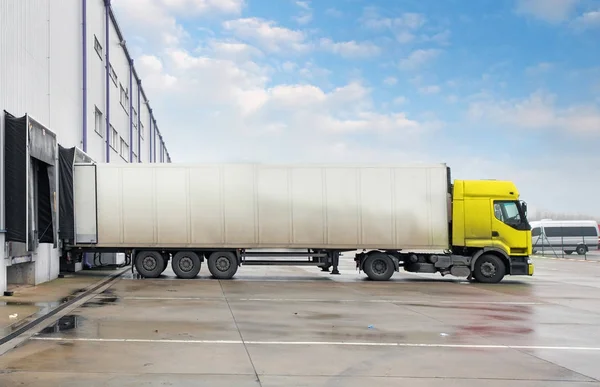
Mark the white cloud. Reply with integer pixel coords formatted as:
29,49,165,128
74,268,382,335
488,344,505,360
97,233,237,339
222,17,309,53
112,0,245,48
325,8,344,18
202,39,263,61
361,9,426,30
134,46,435,165
360,8,448,46
383,77,397,86
525,62,554,76
393,96,408,105
319,38,381,58
467,90,600,134
159,0,246,14
418,85,441,94
295,1,310,10
293,0,313,25
515,0,581,23
399,49,442,70
423,30,452,46
573,10,600,29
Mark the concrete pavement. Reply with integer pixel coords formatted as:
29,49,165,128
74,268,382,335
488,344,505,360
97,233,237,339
0,256,600,386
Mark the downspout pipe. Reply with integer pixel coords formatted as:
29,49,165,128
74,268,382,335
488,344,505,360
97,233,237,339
137,80,141,162
129,58,133,163
153,121,157,163
82,0,87,152
148,108,153,162
81,0,89,268
104,0,111,162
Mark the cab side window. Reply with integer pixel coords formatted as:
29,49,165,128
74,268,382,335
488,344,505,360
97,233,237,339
493,201,523,228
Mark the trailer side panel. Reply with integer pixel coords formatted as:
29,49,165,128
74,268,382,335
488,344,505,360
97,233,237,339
84,163,449,251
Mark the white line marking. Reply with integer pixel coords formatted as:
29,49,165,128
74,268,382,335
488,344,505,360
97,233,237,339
122,297,541,305
29,337,600,351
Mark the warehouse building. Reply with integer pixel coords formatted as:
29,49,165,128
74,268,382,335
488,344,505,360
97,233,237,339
0,0,171,293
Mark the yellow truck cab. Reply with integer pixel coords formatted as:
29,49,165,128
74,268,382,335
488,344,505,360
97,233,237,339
451,180,534,283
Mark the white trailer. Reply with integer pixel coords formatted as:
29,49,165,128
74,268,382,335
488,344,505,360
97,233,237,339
62,162,451,281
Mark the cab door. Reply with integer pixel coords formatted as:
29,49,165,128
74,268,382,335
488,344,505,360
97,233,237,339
490,200,530,256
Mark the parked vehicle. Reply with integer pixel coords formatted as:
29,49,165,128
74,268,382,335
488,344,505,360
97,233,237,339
58,150,534,283
530,220,600,255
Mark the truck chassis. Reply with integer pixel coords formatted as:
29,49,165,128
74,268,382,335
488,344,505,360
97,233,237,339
65,246,521,284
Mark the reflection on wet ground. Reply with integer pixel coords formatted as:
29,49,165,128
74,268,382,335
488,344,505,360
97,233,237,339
2,257,600,386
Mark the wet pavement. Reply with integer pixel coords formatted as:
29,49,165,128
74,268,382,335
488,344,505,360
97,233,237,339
0,268,125,340
1,256,600,386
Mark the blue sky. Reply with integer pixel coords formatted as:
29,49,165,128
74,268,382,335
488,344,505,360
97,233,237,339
113,0,600,217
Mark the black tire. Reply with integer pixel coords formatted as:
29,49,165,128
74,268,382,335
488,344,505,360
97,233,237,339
171,251,201,279
564,250,573,255
473,254,506,284
207,251,238,279
134,251,165,278
576,245,587,255
363,252,395,281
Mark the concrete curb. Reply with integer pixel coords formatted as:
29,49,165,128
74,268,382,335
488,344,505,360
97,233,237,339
0,267,128,355
533,255,600,263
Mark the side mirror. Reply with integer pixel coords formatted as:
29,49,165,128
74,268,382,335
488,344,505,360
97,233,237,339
521,201,528,216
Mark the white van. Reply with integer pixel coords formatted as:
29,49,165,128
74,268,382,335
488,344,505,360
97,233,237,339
531,220,600,255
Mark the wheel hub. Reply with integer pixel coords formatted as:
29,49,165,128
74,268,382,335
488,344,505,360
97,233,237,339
142,256,157,271
215,256,231,271
480,262,496,277
179,256,194,272
372,259,387,275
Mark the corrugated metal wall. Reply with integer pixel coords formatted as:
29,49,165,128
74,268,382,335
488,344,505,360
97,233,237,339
0,0,172,292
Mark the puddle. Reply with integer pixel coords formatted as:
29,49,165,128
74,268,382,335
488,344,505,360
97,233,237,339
40,315,80,334
81,296,119,308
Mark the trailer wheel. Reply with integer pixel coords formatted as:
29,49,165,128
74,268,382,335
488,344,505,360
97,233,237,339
172,251,201,279
207,251,238,279
363,252,394,281
134,251,165,278
473,254,505,284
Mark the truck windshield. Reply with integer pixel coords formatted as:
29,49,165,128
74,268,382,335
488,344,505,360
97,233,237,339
494,201,529,230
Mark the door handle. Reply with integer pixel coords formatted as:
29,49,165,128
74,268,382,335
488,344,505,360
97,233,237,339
492,231,499,237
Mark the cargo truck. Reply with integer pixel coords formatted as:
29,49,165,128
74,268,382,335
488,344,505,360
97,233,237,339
58,151,534,283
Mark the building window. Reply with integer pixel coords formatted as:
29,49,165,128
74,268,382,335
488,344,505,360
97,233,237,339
110,125,118,149
94,35,102,59
109,64,117,86
132,126,138,150
94,106,103,137
132,108,138,127
119,84,129,112
120,137,129,159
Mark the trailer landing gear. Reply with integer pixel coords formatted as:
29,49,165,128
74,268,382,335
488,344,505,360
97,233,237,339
330,251,340,275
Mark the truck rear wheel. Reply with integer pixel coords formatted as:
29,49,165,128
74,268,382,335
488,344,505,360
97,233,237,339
363,252,394,281
473,254,505,284
207,251,238,279
134,251,165,278
172,251,201,279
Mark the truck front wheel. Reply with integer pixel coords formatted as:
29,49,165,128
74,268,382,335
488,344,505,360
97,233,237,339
207,251,238,279
134,251,165,278
363,252,395,281
473,254,505,284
